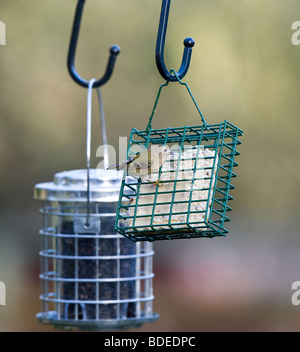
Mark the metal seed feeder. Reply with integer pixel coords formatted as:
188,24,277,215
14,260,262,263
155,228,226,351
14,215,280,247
34,169,157,330
33,0,158,330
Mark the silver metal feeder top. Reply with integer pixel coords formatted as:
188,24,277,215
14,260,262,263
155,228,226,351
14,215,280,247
34,169,124,202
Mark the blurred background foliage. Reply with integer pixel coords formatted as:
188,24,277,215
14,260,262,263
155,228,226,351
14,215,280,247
0,0,299,331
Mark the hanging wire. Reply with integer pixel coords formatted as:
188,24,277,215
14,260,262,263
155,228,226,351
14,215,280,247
146,81,169,132
146,69,207,132
169,69,207,129
85,78,110,227
85,78,96,227
96,88,109,170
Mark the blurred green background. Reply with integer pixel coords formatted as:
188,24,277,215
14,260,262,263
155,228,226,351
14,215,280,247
0,0,300,331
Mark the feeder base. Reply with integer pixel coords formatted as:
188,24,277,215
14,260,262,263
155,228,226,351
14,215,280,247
120,227,227,242
36,312,159,331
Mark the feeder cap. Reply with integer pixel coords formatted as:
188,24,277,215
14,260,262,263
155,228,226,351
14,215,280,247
34,168,125,202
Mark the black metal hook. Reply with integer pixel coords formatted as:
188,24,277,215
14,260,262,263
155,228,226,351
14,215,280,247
67,0,120,88
156,0,195,82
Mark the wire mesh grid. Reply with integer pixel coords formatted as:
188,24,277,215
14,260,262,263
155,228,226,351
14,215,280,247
115,120,243,242
37,200,158,330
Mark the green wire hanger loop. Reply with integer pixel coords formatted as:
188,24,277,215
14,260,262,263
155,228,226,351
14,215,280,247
146,69,208,132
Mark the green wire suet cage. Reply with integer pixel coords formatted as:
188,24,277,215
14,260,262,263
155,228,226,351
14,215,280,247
115,71,243,242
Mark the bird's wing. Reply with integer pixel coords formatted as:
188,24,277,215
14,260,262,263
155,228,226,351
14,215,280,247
107,155,139,171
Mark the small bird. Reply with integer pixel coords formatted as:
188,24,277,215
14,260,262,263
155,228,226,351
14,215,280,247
107,144,171,180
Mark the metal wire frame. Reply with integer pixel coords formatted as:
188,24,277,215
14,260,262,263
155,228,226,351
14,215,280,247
37,201,158,330
115,121,243,242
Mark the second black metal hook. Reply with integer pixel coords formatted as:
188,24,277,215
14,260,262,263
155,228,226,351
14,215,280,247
156,0,195,82
67,0,120,88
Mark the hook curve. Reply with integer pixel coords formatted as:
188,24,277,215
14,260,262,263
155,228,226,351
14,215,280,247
67,0,120,88
155,0,195,82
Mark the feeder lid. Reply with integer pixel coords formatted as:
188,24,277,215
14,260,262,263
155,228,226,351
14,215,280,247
34,169,125,202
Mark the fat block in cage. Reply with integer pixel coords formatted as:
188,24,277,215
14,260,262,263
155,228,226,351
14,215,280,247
34,169,158,330
127,145,218,228
115,121,243,241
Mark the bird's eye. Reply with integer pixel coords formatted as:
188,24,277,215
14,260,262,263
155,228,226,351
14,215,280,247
163,148,168,152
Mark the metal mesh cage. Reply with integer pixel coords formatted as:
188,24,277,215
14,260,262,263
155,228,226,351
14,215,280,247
34,169,158,330
115,120,243,242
